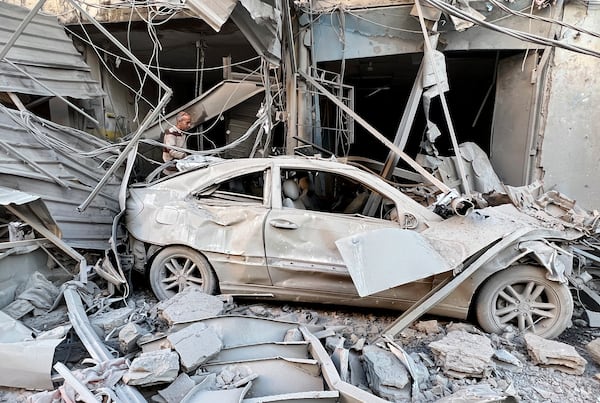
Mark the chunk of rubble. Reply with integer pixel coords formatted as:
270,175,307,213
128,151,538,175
436,383,516,402
414,320,441,335
156,287,224,325
214,364,257,389
428,330,495,378
167,322,223,371
119,322,146,354
89,306,134,335
492,348,523,372
586,338,600,366
157,373,196,403
524,333,587,375
362,345,411,401
122,349,180,386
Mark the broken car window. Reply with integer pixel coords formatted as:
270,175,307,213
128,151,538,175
280,169,396,220
192,170,266,204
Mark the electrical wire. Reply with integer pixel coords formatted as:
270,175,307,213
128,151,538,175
488,0,600,39
425,0,600,59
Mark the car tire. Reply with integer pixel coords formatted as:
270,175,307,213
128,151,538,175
149,246,218,300
475,265,572,339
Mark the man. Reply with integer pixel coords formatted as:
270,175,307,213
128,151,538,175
162,111,192,175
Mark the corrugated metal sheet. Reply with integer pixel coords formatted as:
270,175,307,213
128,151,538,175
0,2,103,98
0,186,60,238
0,106,122,250
141,79,264,140
185,0,238,32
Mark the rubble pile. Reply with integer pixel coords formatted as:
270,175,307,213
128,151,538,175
0,287,599,402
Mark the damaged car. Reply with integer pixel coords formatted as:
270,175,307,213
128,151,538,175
124,156,590,339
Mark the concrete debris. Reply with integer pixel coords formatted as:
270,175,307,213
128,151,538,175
493,349,523,371
415,320,441,335
156,287,224,325
284,327,304,342
119,322,147,354
214,364,257,389
157,373,196,403
436,383,515,402
362,345,411,401
586,338,600,365
123,349,180,386
429,330,495,378
524,333,587,375
167,322,223,371
89,306,134,336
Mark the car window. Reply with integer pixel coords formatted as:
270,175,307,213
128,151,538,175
280,169,396,220
192,170,266,204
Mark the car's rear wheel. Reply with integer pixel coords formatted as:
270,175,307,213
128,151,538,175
475,265,572,339
149,246,218,300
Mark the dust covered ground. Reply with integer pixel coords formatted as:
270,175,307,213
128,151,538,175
1,285,600,403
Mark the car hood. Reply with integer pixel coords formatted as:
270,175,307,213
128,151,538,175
422,203,583,267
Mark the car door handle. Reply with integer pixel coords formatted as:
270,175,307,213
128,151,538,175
269,219,298,230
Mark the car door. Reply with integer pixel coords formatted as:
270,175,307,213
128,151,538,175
189,166,272,287
264,166,402,295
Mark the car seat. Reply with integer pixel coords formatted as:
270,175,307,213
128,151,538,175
282,179,305,209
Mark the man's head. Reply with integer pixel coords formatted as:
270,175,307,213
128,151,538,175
175,111,192,131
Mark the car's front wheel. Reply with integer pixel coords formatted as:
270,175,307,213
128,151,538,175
475,265,572,339
149,246,218,300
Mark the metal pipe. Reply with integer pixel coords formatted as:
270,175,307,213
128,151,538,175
414,0,472,196
53,362,98,403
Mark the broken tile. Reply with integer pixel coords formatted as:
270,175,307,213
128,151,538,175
156,287,223,325
122,350,179,386
362,345,411,401
524,333,587,375
167,322,222,372
428,330,495,378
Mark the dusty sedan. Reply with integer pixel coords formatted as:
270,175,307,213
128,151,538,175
125,157,582,338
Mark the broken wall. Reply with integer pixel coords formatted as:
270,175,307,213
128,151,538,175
539,4,600,209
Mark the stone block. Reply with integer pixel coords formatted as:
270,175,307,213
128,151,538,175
167,322,222,371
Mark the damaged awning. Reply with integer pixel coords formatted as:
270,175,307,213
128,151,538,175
0,2,103,98
184,0,281,64
141,79,264,140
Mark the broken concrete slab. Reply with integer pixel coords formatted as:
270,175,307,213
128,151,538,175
167,322,222,372
156,287,224,325
586,338,600,366
122,349,180,386
428,330,495,378
362,345,411,401
524,333,587,375
157,373,196,403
